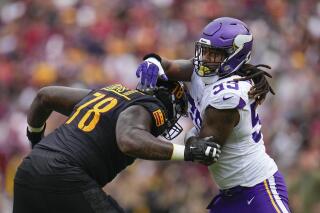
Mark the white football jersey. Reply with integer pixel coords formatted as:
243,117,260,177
186,73,278,189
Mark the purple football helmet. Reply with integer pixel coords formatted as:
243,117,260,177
194,17,253,80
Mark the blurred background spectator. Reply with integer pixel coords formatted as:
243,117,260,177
0,0,319,212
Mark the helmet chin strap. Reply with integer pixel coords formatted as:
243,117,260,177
171,94,176,117
200,75,220,85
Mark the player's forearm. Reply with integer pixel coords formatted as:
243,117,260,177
116,105,185,160
27,90,54,128
117,128,173,160
161,58,194,81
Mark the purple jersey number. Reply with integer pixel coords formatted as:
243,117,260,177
250,102,262,143
213,81,239,95
187,94,202,130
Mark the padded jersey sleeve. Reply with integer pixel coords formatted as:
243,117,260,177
205,80,251,110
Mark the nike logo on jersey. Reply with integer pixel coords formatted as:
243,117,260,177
223,95,233,101
247,196,255,205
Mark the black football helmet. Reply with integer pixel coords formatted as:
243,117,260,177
138,80,188,140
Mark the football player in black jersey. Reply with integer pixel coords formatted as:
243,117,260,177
13,81,221,213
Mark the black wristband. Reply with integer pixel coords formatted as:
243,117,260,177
143,53,162,63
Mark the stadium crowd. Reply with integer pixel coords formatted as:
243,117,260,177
0,0,319,212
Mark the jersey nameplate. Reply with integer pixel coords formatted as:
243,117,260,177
102,84,143,100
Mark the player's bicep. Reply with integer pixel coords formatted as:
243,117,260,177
116,105,153,152
116,105,152,134
199,106,239,146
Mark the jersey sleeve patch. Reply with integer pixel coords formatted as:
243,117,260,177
152,109,165,127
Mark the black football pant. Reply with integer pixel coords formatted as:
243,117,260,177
13,183,125,213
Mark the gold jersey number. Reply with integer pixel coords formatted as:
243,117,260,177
66,92,118,132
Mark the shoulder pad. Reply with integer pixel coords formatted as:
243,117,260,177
206,80,251,110
209,92,246,109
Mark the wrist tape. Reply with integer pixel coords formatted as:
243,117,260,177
171,143,185,160
27,124,45,133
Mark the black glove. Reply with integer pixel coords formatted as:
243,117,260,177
184,136,221,166
26,123,46,148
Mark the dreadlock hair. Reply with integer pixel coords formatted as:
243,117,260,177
235,63,275,103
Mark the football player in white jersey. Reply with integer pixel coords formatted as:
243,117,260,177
135,17,291,212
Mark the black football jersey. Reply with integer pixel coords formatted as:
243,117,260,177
32,84,168,186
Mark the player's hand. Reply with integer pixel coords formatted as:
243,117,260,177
136,53,168,89
184,136,221,166
26,124,46,148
